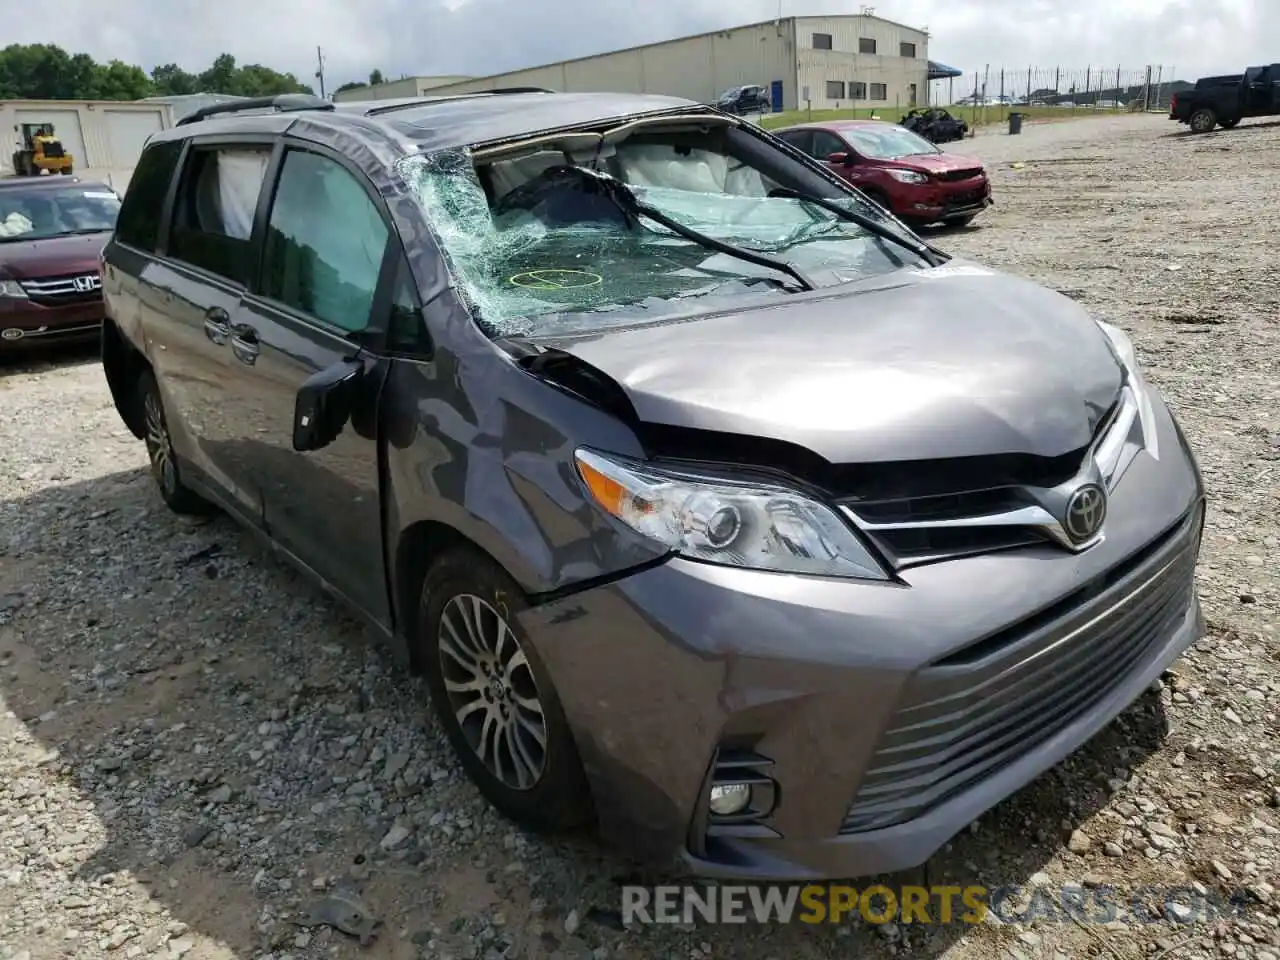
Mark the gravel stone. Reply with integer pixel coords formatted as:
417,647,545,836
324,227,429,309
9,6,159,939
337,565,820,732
2,114,1279,960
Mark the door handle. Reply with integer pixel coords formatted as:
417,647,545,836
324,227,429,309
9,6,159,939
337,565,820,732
203,307,231,344
230,323,260,365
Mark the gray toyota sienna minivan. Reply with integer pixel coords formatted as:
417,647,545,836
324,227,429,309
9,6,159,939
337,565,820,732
100,91,1205,881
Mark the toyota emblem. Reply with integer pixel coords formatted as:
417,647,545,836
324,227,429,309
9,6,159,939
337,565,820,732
1063,483,1107,543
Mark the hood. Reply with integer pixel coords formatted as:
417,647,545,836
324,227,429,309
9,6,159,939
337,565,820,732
0,232,109,279
530,263,1124,465
890,152,983,174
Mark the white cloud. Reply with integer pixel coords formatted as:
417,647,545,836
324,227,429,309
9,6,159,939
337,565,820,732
9,0,1273,94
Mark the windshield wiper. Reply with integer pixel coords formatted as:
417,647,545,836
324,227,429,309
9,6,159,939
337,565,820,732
574,167,816,292
766,186,949,267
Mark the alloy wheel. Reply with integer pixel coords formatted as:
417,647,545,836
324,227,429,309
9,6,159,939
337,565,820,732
437,594,548,791
143,391,176,495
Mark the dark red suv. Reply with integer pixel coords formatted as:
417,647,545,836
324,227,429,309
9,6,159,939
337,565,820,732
774,120,992,227
0,177,120,350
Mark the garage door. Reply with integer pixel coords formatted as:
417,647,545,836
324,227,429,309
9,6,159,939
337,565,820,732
14,109,87,171
104,110,164,168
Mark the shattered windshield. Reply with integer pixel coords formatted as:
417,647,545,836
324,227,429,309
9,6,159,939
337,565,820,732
396,123,914,337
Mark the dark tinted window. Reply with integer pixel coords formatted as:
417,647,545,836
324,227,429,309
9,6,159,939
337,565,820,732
811,131,848,157
115,140,182,252
260,149,389,333
169,145,272,285
812,33,832,49
900,42,917,58
858,37,877,54
775,129,812,153
825,81,845,99
870,83,888,101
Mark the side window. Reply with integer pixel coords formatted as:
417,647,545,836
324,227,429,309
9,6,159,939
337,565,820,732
168,145,271,285
260,149,390,334
115,140,183,253
811,131,848,158
776,130,813,155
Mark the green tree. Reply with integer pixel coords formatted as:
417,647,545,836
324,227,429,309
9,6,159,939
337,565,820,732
89,60,153,100
335,81,366,94
369,69,385,85
151,63,198,96
0,43,311,101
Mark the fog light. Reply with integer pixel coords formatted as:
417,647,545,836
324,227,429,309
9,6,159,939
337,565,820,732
709,782,752,816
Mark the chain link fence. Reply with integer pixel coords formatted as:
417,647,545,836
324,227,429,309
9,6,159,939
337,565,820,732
929,65,1184,119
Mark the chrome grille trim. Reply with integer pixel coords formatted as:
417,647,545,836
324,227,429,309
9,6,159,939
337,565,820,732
19,274,102,298
842,386,1142,567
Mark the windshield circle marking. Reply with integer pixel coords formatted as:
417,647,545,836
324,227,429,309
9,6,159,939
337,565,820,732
509,269,603,290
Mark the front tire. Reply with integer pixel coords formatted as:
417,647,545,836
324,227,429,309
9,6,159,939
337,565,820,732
137,370,215,516
418,547,592,834
1189,108,1217,133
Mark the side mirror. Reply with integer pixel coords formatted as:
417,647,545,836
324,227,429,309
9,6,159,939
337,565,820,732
293,358,363,452
826,152,852,165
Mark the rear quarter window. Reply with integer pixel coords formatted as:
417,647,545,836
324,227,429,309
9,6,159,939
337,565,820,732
115,139,184,253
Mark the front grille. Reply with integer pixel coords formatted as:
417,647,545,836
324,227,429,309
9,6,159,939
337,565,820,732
19,273,102,306
945,188,986,207
839,514,1197,834
936,168,983,182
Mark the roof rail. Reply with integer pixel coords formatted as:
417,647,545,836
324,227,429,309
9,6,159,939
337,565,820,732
363,87,554,116
176,93,335,127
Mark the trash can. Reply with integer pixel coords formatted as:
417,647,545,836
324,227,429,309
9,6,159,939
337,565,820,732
1008,112,1024,135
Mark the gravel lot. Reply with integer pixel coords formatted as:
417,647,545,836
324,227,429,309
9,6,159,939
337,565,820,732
2,113,1278,960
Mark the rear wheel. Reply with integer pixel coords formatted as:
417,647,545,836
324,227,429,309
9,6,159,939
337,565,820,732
137,370,215,516
1189,108,1217,133
418,547,592,834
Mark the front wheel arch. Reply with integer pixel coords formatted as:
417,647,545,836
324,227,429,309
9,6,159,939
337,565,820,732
394,520,517,673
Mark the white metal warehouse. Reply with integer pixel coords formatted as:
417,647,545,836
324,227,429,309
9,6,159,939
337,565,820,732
1,99,175,175
335,14,930,113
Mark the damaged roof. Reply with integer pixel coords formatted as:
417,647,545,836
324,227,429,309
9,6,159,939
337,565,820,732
344,91,706,151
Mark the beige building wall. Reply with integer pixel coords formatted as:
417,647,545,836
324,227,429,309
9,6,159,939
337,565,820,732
793,15,929,112
333,76,475,103
421,21,797,109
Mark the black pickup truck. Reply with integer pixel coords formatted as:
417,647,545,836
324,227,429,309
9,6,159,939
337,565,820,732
1170,64,1280,132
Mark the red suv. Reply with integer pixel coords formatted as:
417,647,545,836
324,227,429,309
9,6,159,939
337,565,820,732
0,177,120,350
774,120,992,227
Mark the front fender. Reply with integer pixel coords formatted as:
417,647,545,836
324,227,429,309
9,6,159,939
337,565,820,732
381,345,669,598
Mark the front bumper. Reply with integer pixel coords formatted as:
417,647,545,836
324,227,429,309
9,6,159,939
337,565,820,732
518,391,1204,881
903,179,993,221
0,295,104,348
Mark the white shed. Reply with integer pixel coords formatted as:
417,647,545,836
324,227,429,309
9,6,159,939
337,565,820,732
1,100,174,175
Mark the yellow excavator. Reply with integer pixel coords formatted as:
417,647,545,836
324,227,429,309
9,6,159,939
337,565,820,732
10,123,75,177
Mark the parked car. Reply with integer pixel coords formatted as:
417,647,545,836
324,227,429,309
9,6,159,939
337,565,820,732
774,119,992,226
900,107,968,143
714,84,771,115
0,176,119,349
1171,64,1280,132
102,90,1205,882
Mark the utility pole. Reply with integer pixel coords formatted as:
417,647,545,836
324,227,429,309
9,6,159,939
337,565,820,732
315,46,327,99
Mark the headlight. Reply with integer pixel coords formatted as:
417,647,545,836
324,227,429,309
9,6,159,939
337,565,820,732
887,169,928,184
1096,320,1160,467
573,448,889,580
0,280,27,299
